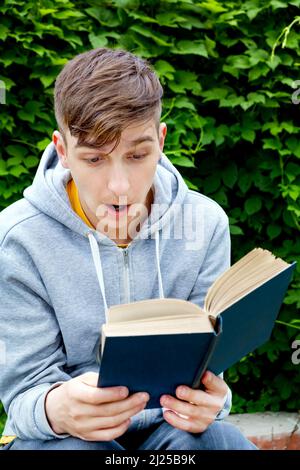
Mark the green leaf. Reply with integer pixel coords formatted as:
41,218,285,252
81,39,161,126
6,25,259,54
37,139,51,151
6,156,23,167
214,125,230,146
85,7,121,27
126,10,159,24
201,87,229,102
230,225,244,235
238,173,252,193
203,174,221,194
286,137,300,158
0,160,7,176
0,24,9,41
267,224,282,240
9,165,29,177
39,8,58,16
222,162,238,188
154,60,176,80
246,92,266,105
248,64,269,81
174,96,196,111
241,129,256,143
278,381,292,400
169,70,201,95
183,177,199,190
6,145,28,159
219,94,244,108
212,189,228,207
204,34,218,58
238,362,249,375
225,55,251,69
0,76,16,91
245,196,262,215
113,0,141,9
170,156,195,168
172,40,208,57
24,156,39,169
88,32,108,48
17,109,35,124
155,12,187,28
130,25,173,47
199,1,227,13
245,7,264,20
262,138,281,150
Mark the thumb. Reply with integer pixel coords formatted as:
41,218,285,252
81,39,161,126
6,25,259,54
76,371,99,387
201,371,228,396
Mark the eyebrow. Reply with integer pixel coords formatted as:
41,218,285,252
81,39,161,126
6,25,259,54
75,135,155,151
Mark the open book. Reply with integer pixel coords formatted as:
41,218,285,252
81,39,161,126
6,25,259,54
98,248,296,408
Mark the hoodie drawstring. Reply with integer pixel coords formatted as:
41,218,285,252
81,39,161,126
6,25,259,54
87,230,165,322
88,233,109,321
155,230,165,299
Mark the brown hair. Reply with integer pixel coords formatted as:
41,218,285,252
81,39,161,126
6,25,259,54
54,48,163,150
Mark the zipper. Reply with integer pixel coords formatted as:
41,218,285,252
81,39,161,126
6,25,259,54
121,248,131,303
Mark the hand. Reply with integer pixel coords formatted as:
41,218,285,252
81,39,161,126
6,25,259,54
159,371,228,433
45,372,150,441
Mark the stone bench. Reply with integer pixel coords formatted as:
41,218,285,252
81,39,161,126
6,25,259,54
226,412,300,450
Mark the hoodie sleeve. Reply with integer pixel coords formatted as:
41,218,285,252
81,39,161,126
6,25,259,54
187,207,231,309
187,207,232,419
0,248,71,440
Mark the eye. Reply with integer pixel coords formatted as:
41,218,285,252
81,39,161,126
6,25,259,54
86,157,103,164
130,154,147,160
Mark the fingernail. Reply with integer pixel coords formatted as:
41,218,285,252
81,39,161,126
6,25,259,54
120,388,128,397
178,386,187,397
206,372,211,382
139,393,149,401
160,396,168,406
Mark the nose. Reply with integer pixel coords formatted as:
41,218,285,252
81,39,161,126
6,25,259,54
107,165,130,197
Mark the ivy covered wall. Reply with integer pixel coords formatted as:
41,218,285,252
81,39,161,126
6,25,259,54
0,0,299,432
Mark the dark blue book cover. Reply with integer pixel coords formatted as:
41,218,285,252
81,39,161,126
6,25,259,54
98,262,296,409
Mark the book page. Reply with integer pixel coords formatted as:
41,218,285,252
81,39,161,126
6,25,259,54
102,314,213,337
209,259,285,312
106,298,205,324
211,264,288,313
205,248,269,310
205,248,289,316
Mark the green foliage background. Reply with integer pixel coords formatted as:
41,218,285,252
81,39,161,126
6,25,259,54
0,0,300,434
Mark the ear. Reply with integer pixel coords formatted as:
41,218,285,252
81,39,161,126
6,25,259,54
52,130,69,169
159,122,167,152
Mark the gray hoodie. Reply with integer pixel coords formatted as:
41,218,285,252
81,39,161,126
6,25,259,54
0,142,232,440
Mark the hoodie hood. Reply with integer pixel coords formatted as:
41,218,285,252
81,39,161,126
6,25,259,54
23,142,189,318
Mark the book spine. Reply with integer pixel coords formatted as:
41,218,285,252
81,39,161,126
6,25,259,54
191,315,223,389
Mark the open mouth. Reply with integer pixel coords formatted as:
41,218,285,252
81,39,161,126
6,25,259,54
112,204,126,212
106,204,130,216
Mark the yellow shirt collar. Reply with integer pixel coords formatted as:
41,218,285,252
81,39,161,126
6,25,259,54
66,178,128,248
66,178,95,229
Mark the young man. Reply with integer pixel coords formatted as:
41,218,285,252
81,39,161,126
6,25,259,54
0,48,257,450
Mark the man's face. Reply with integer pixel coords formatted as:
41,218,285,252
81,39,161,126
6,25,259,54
53,119,167,242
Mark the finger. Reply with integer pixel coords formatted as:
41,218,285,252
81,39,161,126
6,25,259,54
87,392,150,417
78,372,99,387
81,418,132,442
160,394,196,418
75,381,129,405
81,394,148,419
162,409,208,434
173,386,216,407
201,371,228,396
161,389,223,418
87,401,147,430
